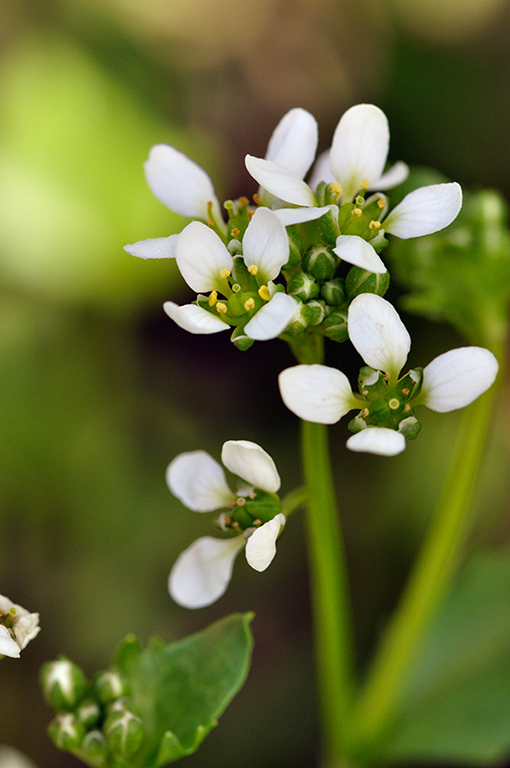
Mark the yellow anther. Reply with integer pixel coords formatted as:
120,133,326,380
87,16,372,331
360,179,370,190
369,220,381,230
329,182,343,197
230,226,240,237
244,298,255,311
208,290,218,307
383,373,390,382
362,389,368,396
253,193,259,204
352,208,362,217
207,219,215,226
401,387,410,396
258,285,271,301
220,268,231,279
404,403,411,412
377,199,386,209
216,302,228,314
247,264,258,275
248,209,254,217
239,196,249,206
361,408,370,418
252,518,262,526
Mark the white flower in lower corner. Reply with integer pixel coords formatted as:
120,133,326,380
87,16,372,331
0,595,40,659
0,746,38,768
167,440,286,608
279,293,499,456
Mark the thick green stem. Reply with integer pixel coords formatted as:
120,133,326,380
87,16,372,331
301,419,356,767
349,352,504,752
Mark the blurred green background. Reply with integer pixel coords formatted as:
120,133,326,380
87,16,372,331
1,0,510,766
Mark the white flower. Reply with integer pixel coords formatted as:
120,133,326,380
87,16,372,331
0,595,40,659
279,294,498,456
245,104,462,275
167,440,286,608
0,746,38,768
163,207,299,340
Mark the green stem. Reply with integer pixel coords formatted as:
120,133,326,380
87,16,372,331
350,351,504,752
301,419,356,767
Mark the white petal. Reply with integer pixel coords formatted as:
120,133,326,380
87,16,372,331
383,182,462,238
279,364,356,424
346,428,406,456
245,156,316,207
273,205,337,227
370,161,409,191
348,294,411,377
265,108,319,177
0,625,20,658
221,440,281,493
245,513,286,572
330,104,390,202
422,347,499,413
13,614,40,650
169,536,245,608
333,235,387,274
123,235,178,259
242,208,289,282
175,222,233,293
166,450,234,511
309,149,335,190
163,301,229,334
144,143,222,221
244,293,299,341
0,746,38,767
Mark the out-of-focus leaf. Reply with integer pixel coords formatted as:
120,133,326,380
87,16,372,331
379,549,510,764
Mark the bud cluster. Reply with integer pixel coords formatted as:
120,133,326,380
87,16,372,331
41,657,144,766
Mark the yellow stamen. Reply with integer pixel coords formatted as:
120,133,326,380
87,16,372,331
360,179,370,190
207,219,215,227
377,199,386,209
401,388,410,396
383,373,390,382
248,209,254,217
216,302,228,314
361,408,370,418
369,220,381,230
329,182,343,197
239,196,249,206
244,298,255,311
362,389,368,396
230,226,240,237
404,403,411,412
220,268,231,279
252,519,262,526
247,264,258,275
253,193,259,204
258,285,271,301
352,208,362,217
237,497,246,506
208,290,218,306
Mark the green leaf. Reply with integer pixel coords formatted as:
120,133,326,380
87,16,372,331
380,550,510,764
122,613,254,767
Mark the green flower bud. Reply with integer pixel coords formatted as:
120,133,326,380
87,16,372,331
302,245,339,281
48,713,86,751
80,730,109,766
345,266,390,300
305,299,328,326
348,414,368,434
40,657,88,711
230,325,254,351
76,699,101,728
94,669,127,705
285,226,304,269
321,278,346,307
398,416,421,439
287,272,319,302
321,309,348,343
284,302,311,337
104,708,144,758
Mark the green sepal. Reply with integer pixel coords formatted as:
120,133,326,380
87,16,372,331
318,207,341,245
79,729,109,766
345,266,390,300
321,277,346,307
232,256,254,292
321,309,348,343
398,368,423,400
230,325,254,351
398,416,421,439
284,226,304,270
305,300,328,326
358,367,387,399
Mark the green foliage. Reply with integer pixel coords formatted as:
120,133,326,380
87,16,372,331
43,613,254,767
387,177,510,349
379,550,510,765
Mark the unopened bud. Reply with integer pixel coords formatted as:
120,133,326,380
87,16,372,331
231,325,254,351
305,300,328,326
321,309,348,343
80,730,109,765
302,245,339,281
345,266,390,300
287,272,319,302
76,699,101,728
48,713,86,751
285,226,304,269
94,669,127,705
104,708,144,758
321,278,346,307
41,657,88,710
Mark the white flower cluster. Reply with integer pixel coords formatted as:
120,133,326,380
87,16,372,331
125,104,462,345
167,440,285,608
0,594,40,659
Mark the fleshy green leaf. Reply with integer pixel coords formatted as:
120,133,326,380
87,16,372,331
380,550,510,764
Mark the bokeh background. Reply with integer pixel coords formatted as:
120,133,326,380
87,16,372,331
2,0,510,765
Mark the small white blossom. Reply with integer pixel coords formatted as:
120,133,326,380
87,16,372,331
279,294,498,456
0,595,40,659
167,441,286,608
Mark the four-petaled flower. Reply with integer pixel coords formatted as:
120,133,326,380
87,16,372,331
0,594,40,659
245,104,462,275
279,294,499,456
168,440,286,608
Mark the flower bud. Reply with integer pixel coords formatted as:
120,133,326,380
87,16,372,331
398,416,421,439
321,309,348,343
40,657,88,710
94,669,127,705
287,272,319,302
305,300,328,326
321,278,346,307
104,708,144,758
284,302,311,336
230,325,254,351
285,226,304,269
76,699,101,728
48,713,86,751
346,266,390,300
302,245,339,282
80,730,109,766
